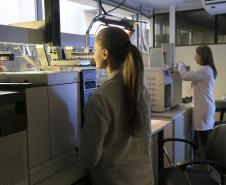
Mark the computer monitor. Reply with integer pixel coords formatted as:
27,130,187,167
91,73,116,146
89,34,95,50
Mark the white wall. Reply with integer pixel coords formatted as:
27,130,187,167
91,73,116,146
176,44,226,99
0,0,36,25
60,0,96,34
60,0,136,35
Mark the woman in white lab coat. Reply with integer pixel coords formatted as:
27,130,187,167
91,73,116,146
178,45,217,159
80,27,154,185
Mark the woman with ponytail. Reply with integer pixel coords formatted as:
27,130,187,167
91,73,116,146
80,26,154,185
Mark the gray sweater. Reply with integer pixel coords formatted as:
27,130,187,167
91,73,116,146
80,70,154,185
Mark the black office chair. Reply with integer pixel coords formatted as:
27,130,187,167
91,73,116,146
215,110,226,126
158,124,226,185
215,121,226,126
215,102,226,126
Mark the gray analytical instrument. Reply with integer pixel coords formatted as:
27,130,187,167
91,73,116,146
144,67,173,112
0,69,97,184
80,69,97,125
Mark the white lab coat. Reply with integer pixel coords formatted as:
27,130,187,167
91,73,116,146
80,70,154,185
178,63,215,131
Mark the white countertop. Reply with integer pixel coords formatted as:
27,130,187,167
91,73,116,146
0,71,80,85
150,104,194,135
152,104,193,120
151,119,171,136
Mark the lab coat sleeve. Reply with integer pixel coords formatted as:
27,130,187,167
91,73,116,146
178,63,209,81
80,93,111,168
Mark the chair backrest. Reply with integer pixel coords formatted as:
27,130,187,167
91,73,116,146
205,124,226,166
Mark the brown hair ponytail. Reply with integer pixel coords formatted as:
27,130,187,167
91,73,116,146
123,44,148,135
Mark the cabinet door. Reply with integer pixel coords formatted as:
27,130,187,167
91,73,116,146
48,83,81,158
173,114,185,163
26,87,50,168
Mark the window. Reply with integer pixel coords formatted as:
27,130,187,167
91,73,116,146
154,10,226,46
60,0,97,35
216,14,226,44
0,0,36,26
176,10,215,46
59,0,136,35
153,13,169,47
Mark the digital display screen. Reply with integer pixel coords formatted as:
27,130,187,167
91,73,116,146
85,81,96,89
164,70,169,76
89,35,95,49
164,84,171,108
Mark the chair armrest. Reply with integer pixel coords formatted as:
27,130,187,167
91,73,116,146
158,138,198,149
176,159,226,174
215,121,226,126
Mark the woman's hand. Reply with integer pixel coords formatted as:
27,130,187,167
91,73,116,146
0,65,4,72
177,62,191,71
175,61,184,69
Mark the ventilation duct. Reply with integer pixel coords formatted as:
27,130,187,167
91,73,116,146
202,0,226,15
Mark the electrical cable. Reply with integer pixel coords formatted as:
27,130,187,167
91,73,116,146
86,0,127,34
86,14,102,34
105,0,126,14
85,0,130,49
99,0,107,14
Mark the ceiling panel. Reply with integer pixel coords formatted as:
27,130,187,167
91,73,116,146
103,0,202,14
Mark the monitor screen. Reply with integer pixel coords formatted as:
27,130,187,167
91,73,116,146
164,70,169,76
89,34,95,49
